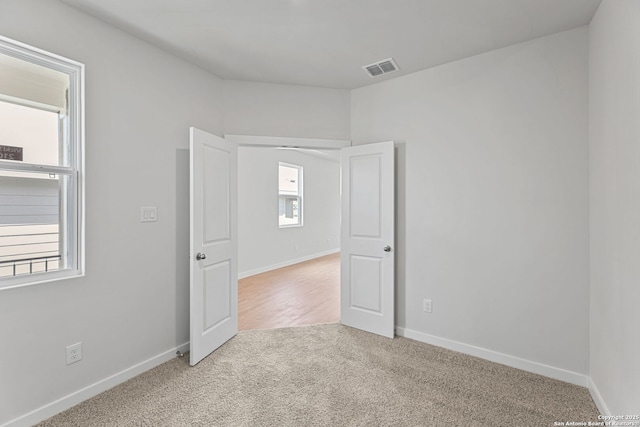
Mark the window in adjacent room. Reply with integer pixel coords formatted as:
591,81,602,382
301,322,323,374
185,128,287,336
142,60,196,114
0,36,84,290
278,162,303,227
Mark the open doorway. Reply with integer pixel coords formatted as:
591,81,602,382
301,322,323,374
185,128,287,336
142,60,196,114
189,130,395,364
236,145,341,331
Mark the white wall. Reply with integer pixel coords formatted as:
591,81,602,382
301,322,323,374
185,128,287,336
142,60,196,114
0,0,223,424
351,28,589,377
0,0,612,423
589,0,640,414
223,80,350,140
238,147,340,276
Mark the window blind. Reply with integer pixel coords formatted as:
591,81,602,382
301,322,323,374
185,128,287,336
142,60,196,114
0,51,68,114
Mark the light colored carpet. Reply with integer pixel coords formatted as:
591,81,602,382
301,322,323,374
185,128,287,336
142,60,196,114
38,324,600,426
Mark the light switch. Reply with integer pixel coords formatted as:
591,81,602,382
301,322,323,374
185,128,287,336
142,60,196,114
140,207,158,222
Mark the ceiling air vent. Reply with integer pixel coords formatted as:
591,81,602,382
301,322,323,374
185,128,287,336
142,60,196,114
363,58,399,78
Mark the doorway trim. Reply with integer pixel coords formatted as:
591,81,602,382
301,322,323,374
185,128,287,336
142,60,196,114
222,133,395,338
224,134,351,149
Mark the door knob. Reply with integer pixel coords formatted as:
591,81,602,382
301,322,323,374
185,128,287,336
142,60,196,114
383,245,392,252
196,253,207,260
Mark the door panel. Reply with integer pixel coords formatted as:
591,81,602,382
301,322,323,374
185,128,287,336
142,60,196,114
190,127,238,366
350,155,382,237
203,145,230,242
350,255,382,313
341,141,395,338
203,261,231,331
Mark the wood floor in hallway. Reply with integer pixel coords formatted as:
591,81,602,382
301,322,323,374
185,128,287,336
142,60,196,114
238,252,340,331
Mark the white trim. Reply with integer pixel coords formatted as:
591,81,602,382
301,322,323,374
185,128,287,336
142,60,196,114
278,148,341,163
395,327,588,387
1,342,190,427
588,377,610,416
225,134,351,149
0,162,74,175
238,248,339,279
0,35,85,73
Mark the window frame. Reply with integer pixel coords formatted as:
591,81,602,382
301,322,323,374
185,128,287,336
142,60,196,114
0,35,85,290
278,162,303,228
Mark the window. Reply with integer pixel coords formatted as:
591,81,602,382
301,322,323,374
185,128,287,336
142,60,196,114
0,36,84,290
278,162,303,227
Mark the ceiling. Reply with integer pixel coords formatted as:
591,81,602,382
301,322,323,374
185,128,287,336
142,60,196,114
61,0,602,90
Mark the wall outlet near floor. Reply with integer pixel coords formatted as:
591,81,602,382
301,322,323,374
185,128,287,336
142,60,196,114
423,299,433,313
66,342,82,365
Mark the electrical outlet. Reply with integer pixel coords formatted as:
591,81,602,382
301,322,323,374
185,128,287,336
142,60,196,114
66,342,82,365
423,299,433,313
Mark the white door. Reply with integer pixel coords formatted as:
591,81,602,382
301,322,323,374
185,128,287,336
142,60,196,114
189,127,238,366
340,141,395,338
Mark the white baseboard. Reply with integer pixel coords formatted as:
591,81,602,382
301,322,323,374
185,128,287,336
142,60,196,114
588,377,610,416
2,342,190,427
238,248,340,279
395,327,588,387
4,324,602,426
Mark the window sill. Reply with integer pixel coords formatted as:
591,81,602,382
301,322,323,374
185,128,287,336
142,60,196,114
0,269,84,291
278,224,304,229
